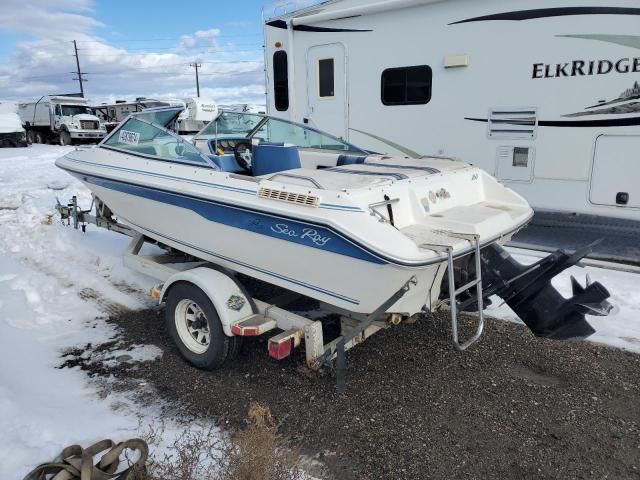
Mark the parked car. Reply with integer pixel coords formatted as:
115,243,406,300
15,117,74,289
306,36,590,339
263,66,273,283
0,102,28,148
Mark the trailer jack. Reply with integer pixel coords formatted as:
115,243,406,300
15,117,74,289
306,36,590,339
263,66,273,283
465,242,614,341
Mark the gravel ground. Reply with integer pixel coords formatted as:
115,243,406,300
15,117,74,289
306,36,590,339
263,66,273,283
67,306,640,480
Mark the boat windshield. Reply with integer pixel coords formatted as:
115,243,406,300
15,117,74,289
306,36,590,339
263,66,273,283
196,111,366,153
199,111,264,137
102,116,214,167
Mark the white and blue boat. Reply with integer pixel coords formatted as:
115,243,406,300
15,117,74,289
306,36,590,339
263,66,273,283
56,107,612,351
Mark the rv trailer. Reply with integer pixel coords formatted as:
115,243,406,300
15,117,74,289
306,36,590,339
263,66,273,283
94,98,172,132
178,97,219,133
264,0,640,224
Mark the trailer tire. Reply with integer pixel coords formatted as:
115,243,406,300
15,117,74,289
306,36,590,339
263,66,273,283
59,131,72,146
165,282,229,370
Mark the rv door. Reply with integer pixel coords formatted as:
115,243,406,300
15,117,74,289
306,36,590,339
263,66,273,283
306,43,347,140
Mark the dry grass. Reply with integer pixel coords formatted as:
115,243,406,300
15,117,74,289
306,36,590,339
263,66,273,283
138,403,305,480
220,403,301,480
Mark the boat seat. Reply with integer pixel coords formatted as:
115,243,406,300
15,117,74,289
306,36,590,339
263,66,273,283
252,144,301,176
337,154,367,166
208,154,245,173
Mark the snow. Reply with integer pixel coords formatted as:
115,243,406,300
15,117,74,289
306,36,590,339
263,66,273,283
0,144,181,477
0,144,638,476
0,102,24,134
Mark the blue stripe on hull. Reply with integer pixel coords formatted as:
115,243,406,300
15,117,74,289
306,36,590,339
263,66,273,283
126,220,361,305
68,170,387,265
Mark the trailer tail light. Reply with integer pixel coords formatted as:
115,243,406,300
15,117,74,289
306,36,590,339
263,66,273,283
268,338,293,360
268,329,303,361
231,315,276,336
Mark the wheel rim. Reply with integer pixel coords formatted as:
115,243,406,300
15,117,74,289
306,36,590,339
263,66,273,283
174,299,211,354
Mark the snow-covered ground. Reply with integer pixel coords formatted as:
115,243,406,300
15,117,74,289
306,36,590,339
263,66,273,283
0,144,638,476
0,145,169,477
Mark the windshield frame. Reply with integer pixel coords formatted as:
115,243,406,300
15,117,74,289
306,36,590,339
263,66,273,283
195,110,369,155
99,109,217,169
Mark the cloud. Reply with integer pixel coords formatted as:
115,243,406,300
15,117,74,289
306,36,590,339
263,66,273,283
0,0,101,39
0,1,265,106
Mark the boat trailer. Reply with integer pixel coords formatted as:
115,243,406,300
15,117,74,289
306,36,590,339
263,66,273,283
56,195,613,392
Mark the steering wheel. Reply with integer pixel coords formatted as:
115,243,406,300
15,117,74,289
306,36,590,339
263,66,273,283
233,141,253,171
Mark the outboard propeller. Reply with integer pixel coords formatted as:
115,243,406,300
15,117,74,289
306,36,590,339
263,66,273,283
570,275,615,317
469,242,614,341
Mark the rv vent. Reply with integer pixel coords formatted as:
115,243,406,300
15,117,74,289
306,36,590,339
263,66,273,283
488,108,537,140
258,187,320,208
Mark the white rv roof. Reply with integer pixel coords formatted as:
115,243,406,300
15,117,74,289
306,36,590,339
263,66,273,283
266,0,447,23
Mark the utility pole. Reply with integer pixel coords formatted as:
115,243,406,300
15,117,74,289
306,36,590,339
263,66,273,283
190,63,202,97
72,40,87,97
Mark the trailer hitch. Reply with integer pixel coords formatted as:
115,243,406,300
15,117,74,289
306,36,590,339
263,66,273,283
462,241,613,341
55,194,134,236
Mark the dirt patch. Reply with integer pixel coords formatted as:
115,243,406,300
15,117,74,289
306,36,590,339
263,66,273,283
78,287,130,316
63,309,640,480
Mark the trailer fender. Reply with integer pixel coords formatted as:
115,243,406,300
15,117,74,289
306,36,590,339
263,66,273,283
159,267,254,337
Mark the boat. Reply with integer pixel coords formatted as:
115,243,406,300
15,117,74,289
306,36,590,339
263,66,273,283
55,107,613,353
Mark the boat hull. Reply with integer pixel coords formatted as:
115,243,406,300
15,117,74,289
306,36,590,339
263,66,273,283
72,172,443,314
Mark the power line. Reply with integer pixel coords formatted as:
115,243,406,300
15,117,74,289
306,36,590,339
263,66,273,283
74,48,263,57
76,34,263,44
77,43,263,51
19,62,263,80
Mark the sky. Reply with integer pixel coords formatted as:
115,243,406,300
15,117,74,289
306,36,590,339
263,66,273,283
0,0,315,105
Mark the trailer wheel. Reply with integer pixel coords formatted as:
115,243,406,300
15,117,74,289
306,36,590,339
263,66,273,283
227,335,243,360
59,131,72,146
165,282,229,370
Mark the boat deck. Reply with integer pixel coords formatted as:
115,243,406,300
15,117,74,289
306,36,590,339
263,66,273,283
264,157,468,191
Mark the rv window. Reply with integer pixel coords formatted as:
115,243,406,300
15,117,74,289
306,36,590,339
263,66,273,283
273,51,289,111
381,65,432,106
318,58,335,98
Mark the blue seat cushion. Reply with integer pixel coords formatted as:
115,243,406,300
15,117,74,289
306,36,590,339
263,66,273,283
252,144,301,176
208,154,245,173
337,155,367,166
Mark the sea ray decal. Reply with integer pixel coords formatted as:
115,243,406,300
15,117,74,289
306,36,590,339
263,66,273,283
450,7,640,25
